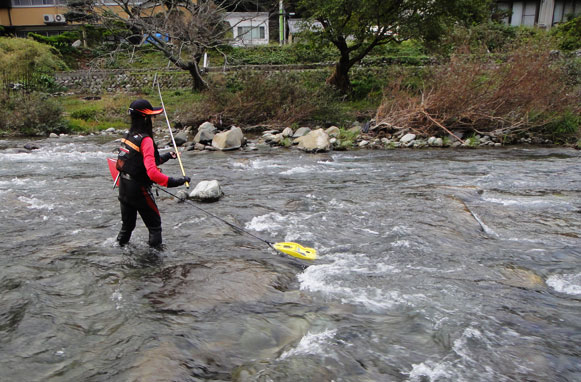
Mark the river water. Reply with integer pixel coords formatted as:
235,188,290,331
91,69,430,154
0,136,580,382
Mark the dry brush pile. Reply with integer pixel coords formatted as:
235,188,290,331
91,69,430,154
376,42,581,143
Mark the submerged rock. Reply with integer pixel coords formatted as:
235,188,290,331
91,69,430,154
129,342,189,382
24,143,39,151
498,266,545,289
147,259,295,313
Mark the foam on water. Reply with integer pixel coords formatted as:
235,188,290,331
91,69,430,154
279,329,337,359
245,212,286,233
0,177,37,187
390,225,412,235
391,240,411,248
546,273,581,295
298,254,419,311
408,360,454,382
245,211,318,242
232,158,285,170
279,166,316,175
483,196,570,209
280,166,320,176
18,196,55,210
0,145,110,162
407,326,499,382
111,289,123,310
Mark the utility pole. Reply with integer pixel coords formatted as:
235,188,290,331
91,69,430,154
279,0,284,45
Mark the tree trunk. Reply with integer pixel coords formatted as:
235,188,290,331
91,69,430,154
188,60,208,92
326,50,351,93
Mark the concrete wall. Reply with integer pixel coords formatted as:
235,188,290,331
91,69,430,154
0,6,67,26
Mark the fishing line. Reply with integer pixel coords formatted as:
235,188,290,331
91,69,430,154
155,185,274,247
154,185,317,260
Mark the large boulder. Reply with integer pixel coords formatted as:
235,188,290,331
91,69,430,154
172,131,188,147
294,129,331,153
212,126,244,151
194,121,217,144
292,127,311,138
189,180,224,202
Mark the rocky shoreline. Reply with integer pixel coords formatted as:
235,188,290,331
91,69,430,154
8,119,566,154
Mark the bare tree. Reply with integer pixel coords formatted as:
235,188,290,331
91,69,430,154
71,0,243,91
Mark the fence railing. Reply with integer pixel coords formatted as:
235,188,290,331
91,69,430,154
0,70,56,96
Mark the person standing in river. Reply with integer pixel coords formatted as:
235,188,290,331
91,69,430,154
115,99,190,248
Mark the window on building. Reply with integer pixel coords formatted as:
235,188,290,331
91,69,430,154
522,1,538,25
505,1,540,26
11,0,59,5
553,1,581,24
237,26,265,40
13,0,102,4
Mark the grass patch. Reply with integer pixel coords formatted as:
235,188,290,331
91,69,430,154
59,90,204,134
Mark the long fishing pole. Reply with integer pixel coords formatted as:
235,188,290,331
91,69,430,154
155,77,190,188
154,185,274,248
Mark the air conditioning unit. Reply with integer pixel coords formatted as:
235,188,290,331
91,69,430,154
43,14,54,24
54,14,66,24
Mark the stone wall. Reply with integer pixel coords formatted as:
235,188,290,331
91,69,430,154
55,69,193,93
54,64,332,93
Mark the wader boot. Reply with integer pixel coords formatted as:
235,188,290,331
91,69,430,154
117,228,133,246
148,226,162,248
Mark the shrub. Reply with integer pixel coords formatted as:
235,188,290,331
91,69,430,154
222,43,337,66
551,16,581,51
0,92,69,136
539,111,581,142
28,31,80,56
376,38,581,142
187,70,341,126
0,37,67,76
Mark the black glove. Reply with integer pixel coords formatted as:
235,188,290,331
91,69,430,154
167,176,190,188
160,152,177,163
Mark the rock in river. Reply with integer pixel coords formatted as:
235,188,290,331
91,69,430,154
189,180,224,202
212,126,244,151
294,129,331,153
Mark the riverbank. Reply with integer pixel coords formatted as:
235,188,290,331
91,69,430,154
2,126,576,158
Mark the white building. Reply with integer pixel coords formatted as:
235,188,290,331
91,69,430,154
287,18,323,43
498,0,581,28
225,12,269,47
